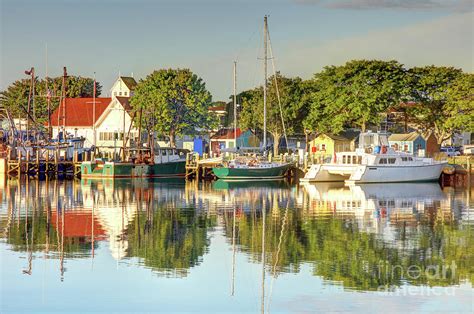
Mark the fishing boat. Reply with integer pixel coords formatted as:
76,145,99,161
301,131,447,184
212,16,291,181
81,147,187,179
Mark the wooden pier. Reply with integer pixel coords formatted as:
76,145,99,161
3,149,92,179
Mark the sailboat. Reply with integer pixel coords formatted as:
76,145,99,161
212,16,292,181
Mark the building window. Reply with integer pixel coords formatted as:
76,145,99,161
321,144,326,151
114,91,117,96
404,144,409,152
379,158,387,164
124,91,128,96
388,158,396,164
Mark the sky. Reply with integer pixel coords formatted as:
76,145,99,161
1,0,473,100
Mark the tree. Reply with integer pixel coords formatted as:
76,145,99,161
239,73,307,155
0,76,101,123
304,60,407,134
406,66,473,144
130,69,215,147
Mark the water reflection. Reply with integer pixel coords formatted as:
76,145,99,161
1,178,472,294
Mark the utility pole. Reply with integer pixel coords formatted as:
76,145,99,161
233,61,237,149
263,16,268,151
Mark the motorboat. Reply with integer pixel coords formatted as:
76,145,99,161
301,132,447,184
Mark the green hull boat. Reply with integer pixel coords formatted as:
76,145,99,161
212,163,291,181
81,160,185,179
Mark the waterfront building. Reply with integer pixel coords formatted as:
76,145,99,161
94,96,139,154
210,128,260,155
50,97,111,147
308,130,360,157
388,132,426,156
110,76,137,98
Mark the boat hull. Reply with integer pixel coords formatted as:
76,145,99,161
301,162,447,183
212,164,291,181
347,162,447,183
81,161,185,179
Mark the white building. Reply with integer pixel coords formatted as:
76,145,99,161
50,77,139,153
50,97,111,147
110,76,137,98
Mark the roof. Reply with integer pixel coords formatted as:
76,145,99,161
211,128,242,140
116,96,132,112
209,105,226,112
315,130,360,142
120,76,137,90
51,211,106,238
50,97,111,127
388,132,421,142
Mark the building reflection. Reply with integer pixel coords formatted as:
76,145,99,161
0,178,472,289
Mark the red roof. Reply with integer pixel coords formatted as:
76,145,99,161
209,105,226,112
50,97,111,127
211,128,242,140
52,211,106,238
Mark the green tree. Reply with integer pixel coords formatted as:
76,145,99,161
304,60,407,134
406,66,472,144
130,69,215,147
0,76,101,124
239,73,307,155
126,206,216,277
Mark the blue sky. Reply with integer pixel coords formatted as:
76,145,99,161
1,0,472,100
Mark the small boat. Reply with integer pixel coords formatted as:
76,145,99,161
213,157,291,181
301,132,447,184
81,147,187,179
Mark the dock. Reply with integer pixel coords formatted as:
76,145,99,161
2,149,92,179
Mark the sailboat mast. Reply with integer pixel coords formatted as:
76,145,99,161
263,16,268,151
233,61,237,148
93,73,97,148
46,45,52,139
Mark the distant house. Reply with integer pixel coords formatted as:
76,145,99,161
388,132,426,156
210,128,260,155
208,103,227,130
50,97,111,146
308,130,360,156
110,76,137,98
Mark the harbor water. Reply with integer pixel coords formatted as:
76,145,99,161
1,178,473,313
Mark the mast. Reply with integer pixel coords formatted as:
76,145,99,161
233,61,237,149
93,73,97,148
46,45,52,139
61,67,68,138
263,16,268,151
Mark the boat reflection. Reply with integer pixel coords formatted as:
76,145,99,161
0,178,472,292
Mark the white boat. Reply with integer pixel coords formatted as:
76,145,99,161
301,132,447,184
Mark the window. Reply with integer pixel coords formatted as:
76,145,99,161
119,92,122,96
388,158,396,164
321,144,326,151
352,156,357,164
401,157,408,162
343,155,347,164
124,91,128,96
379,158,387,164
114,91,117,96
404,144,409,152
